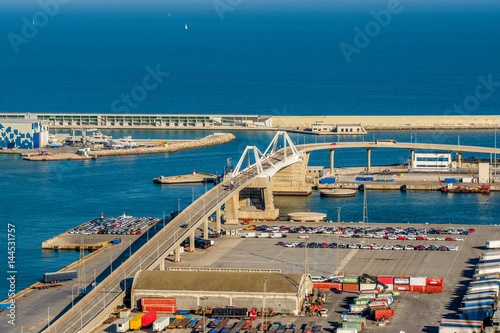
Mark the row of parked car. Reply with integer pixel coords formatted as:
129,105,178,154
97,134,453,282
69,215,159,235
276,241,460,251
247,225,472,241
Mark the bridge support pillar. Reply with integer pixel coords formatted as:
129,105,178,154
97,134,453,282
225,193,240,225
174,246,181,262
366,149,372,172
204,218,209,240
216,207,222,235
189,230,196,252
330,150,335,175
458,153,462,168
160,258,165,270
272,152,312,195
410,150,415,169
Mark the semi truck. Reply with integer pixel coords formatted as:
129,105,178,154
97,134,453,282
153,316,170,331
43,270,78,283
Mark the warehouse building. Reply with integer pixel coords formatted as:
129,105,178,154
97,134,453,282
131,271,312,315
0,119,49,149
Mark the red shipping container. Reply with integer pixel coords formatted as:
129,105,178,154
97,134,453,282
142,311,157,327
410,285,427,293
377,276,394,284
426,285,443,293
141,298,176,306
313,282,342,290
426,277,443,286
373,309,394,320
143,305,177,313
342,283,359,291
395,285,410,291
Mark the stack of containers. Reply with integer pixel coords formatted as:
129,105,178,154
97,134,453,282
393,276,410,291
342,276,360,292
409,276,427,293
339,321,362,332
426,277,444,293
141,297,177,313
343,317,366,330
377,276,394,290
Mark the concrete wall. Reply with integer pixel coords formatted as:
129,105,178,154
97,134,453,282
273,115,500,128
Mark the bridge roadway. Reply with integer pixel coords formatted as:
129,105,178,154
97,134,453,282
300,141,500,154
46,151,286,333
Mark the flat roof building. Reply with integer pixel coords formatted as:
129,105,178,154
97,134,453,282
0,119,49,149
131,270,312,315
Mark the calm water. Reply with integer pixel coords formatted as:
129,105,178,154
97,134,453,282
1,129,499,294
0,1,499,115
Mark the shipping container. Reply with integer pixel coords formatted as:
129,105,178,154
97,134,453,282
345,317,366,329
460,177,473,183
349,304,366,313
42,270,77,283
343,276,360,284
359,283,376,291
427,285,443,293
410,277,427,286
153,316,170,331
116,317,133,333
475,266,500,275
410,285,427,293
480,251,500,262
486,240,500,249
443,178,458,183
355,177,364,182
372,309,394,320
341,322,362,331
141,297,176,306
142,311,157,327
394,276,410,285
395,285,410,291
377,276,394,285
320,178,336,184
463,291,497,299
336,329,357,333
119,309,131,319
343,283,360,292
312,282,342,290
143,305,177,313
130,314,145,330
426,277,444,286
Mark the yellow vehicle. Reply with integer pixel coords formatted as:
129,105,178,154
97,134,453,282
129,314,144,330
244,226,255,230
397,173,404,178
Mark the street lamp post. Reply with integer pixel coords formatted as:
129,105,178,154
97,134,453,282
47,307,50,330
201,297,208,333
262,276,268,329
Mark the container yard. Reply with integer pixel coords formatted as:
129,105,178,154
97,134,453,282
81,221,500,333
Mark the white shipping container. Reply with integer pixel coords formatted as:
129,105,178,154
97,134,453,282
467,285,499,294
394,277,410,285
116,317,132,333
460,177,473,183
410,277,427,286
385,284,394,291
480,251,500,262
243,232,256,238
476,266,500,275
337,329,358,333
258,233,270,238
153,316,170,331
270,233,283,238
359,283,376,291
486,240,500,249
439,325,482,333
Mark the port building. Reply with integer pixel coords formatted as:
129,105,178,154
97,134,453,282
412,152,453,171
131,270,312,315
0,118,49,149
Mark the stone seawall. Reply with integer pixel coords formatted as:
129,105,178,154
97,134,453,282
92,133,236,156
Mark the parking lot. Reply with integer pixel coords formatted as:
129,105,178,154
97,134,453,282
69,215,160,235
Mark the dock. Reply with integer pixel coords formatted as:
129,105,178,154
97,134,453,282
153,172,219,184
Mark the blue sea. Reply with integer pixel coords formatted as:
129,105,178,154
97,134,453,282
1,0,500,296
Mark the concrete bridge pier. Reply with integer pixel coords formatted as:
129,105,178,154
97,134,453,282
458,153,462,168
272,152,312,195
174,246,182,262
203,218,209,240
329,150,335,175
366,149,372,172
411,150,415,169
216,207,221,235
189,230,196,252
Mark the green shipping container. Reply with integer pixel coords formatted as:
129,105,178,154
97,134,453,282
354,299,370,305
341,322,362,331
343,276,360,284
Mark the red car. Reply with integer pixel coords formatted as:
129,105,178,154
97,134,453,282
469,228,475,233
445,237,455,241
331,143,337,145
397,236,407,240
416,236,426,240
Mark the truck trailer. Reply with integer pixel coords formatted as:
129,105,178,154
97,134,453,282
116,317,133,332
43,270,78,283
486,240,500,249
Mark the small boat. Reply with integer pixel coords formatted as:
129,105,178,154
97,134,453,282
320,189,356,197
185,23,188,30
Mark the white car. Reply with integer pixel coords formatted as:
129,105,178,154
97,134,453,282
320,309,328,317
436,237,445,241
426,237,436,241
298,235,309,239
455,238,464,241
